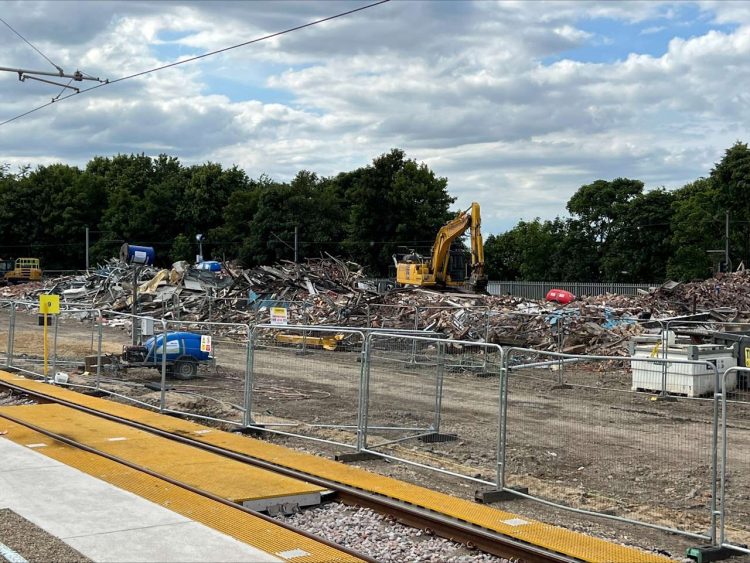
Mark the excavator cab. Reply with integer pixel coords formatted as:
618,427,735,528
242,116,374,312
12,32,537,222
446,246,468,283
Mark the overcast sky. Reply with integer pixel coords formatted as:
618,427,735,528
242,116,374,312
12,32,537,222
1,0,749,235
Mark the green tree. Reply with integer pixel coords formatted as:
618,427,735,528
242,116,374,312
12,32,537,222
600,189,674,282
0,164,106,269
239,171,348,266
484,233,521,279
667,178,721,280
484,218,599,282
169,234,193,263
668,143,750,279
711,142,750,213
566,178,645,280
209,176,268,262
342,149,454,274
710,142,750,269
567,178,644,244
88,154,160,261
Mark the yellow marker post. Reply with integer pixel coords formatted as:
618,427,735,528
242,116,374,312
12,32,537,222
39,295,60,378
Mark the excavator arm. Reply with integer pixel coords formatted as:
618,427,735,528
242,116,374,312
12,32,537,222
467,202,486,292
396,202,487,293
431,210,471,284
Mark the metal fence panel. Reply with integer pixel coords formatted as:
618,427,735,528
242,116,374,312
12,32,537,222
720,367,750,553
248,324,365,449
160,318,250,427
365,279,657,298
502,348,719,542
487,281,658,299
71,311,163,409
1,301,101,382
61,311,250,428
363,332,503,484
0,301,14,367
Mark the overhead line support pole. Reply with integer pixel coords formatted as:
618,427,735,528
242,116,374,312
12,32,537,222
0,66,101,81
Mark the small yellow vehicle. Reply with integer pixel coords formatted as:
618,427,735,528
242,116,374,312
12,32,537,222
4,258,42,284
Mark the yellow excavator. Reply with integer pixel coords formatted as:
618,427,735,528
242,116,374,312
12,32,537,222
395,202,487,293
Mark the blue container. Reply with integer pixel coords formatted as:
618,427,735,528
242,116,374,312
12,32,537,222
120,243,155,265
196,260,221,272
144,332,211,362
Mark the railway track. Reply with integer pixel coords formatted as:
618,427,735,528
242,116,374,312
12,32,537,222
0,378,574,563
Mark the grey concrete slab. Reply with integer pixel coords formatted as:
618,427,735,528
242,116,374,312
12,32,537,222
0,464,190,537
64,521,282,563
0,440,61,472
0,440,282,562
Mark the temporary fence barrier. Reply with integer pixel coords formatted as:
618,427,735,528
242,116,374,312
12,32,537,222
158,317,250,426
244,324,443,450
0,301,14,367
718,366,750,555
360,332,504,484
502,347,721,544
1,300,748,554
247,324,366,450
86,311,251,427
0,300,101,382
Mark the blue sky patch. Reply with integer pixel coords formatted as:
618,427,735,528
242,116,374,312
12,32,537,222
543,3,737,64
201,75,296,105
152,41,199,62
197,61,314,104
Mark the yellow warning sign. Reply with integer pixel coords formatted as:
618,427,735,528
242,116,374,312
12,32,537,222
270,307,288,326
200,335,212,353
39,294,60,314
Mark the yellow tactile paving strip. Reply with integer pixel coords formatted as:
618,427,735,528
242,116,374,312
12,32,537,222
0,418,360,563
0,402,324,503
0,372,671,563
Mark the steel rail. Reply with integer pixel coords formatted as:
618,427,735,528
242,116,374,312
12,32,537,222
0,406,374,563
0,379,574,562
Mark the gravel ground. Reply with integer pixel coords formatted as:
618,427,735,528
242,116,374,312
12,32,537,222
0,509,90,563
275,502,510,562
0,390,36,407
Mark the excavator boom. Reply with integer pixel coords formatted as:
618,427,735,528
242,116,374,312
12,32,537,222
396,202,487,293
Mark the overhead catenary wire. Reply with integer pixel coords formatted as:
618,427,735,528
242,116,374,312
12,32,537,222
0,238,446,249
0,0,390,128
0,16,63,73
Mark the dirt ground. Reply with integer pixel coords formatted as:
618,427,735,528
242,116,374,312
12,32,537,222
2,310,749,562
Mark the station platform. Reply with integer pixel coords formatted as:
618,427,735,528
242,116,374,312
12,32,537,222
0,371,672,563
0,438,283,562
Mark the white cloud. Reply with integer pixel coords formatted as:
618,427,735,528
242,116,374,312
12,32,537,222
1,0,749,235
640,25,666,35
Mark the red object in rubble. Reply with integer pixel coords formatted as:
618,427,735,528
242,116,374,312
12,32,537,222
546,289,576,304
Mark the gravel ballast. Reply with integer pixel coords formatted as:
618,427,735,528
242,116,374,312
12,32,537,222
0,509,90,563
275,502,508,562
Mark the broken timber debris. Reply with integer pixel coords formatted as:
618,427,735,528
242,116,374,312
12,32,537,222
3,258,750,357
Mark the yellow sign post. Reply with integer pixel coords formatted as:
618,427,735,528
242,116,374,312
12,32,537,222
39,295,60,378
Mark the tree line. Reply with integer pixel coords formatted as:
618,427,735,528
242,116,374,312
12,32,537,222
485,141,750,282
0,142,748,281
0,149,453,275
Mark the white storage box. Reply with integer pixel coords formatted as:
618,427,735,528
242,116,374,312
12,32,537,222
630,343,736,397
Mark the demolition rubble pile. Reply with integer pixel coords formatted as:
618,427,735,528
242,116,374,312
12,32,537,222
4,259,750,356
